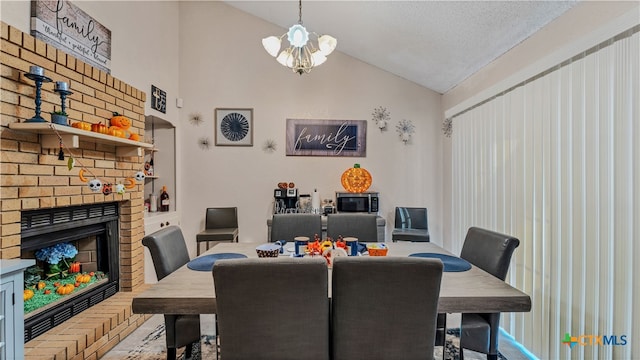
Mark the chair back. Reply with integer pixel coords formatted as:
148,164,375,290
326,213,378,242
142,225,190,280
213,257,330,360
394,207,428,230
331,257,443,360
460,227,520,280
270,213,322,242
205,207,238,229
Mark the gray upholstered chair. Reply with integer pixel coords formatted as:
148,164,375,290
458,227,520,360
213,257,330,360
331,257,443,360
270,213,322,242
326,213,378,242
196,207,239,255
392,207,430,242
142,226,201,360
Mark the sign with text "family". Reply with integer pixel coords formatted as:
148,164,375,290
31,0,111,73
286,119,367,157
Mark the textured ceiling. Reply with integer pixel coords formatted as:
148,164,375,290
225,1,577,93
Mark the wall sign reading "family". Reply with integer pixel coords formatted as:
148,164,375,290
286,119,367,157
31,0,112,73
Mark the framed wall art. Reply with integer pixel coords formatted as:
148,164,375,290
286,119,367,157
215,108,253,146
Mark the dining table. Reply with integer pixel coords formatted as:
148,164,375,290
131,241,531,315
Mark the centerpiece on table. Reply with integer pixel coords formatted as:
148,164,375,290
306,235,348,268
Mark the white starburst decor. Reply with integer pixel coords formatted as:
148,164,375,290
442,118,452,138
371,106,390,131
396,119,415,144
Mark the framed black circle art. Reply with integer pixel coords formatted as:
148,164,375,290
214,108,253,146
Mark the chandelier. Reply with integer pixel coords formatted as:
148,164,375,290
261,0,337,75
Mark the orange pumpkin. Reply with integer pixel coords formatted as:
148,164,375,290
341,164,372,193
76,273,91,283
24,289,34,301
110,112,131,130
56,283,75,295
128,133,140,141
108,126,126,138
69,261,81,274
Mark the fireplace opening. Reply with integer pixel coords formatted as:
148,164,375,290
20,202,120,342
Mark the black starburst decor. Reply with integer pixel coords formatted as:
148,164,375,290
198,137,211,150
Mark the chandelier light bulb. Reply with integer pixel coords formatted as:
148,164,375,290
262,36,281,57
318,35,337,56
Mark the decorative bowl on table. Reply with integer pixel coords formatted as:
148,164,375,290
256,243,281,258
366,243,388,256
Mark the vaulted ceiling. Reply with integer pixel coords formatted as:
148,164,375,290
225,1,577,93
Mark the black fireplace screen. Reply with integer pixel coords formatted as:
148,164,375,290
20,202,120,342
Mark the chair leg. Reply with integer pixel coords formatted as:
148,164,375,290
487,354,498,360
167,347,177,360
185,343,193,359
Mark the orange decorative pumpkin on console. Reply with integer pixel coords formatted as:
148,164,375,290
341,163,372,193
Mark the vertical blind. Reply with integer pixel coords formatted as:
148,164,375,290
451,27,638,359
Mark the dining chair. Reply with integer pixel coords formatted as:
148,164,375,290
326,213,378,242
196,207,239,255
213,257,330,360
142,225,201,360
270,213,322,242
458,226,520,360
331,256,443,360
391,206,430,242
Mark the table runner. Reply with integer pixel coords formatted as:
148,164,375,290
408,253,471,272
187,253,247,271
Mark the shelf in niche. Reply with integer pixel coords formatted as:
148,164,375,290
8,122,152,157
145,175,159,179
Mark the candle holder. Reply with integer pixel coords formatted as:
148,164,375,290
54,86,73,115
25,71,52,123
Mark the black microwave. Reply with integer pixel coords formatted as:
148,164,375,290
335,192,379,214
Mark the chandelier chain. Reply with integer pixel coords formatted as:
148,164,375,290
298,0,303,25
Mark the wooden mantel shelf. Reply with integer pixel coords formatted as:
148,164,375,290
8,122,152,157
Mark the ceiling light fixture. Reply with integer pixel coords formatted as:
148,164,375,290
261,0,337,75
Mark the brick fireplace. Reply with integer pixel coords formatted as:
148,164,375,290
1,22,151,359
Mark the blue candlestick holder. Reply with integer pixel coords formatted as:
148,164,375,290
54,89,73,115
25,72,52,123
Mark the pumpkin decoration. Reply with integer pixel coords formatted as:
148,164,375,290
69,261,81,274
24,289,34,301
37,281,46,290
110,112,131,130
72,121,92,131
341,163,372,193
56,283,75,295
128,133,140,141
76,273,91,283
108,126,126,138
91,122,108,134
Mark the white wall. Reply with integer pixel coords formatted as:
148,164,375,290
1,1,444,255
177,2,443,252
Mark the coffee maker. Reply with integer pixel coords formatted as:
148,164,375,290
274,188,298,213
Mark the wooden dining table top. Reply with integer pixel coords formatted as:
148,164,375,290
132,242,532,315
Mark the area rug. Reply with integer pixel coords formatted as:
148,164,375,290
124,325,506,360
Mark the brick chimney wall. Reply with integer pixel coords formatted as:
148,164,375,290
1,22,152,359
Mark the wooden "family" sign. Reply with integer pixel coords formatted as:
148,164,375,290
31,0,111,73
286,119,367,157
